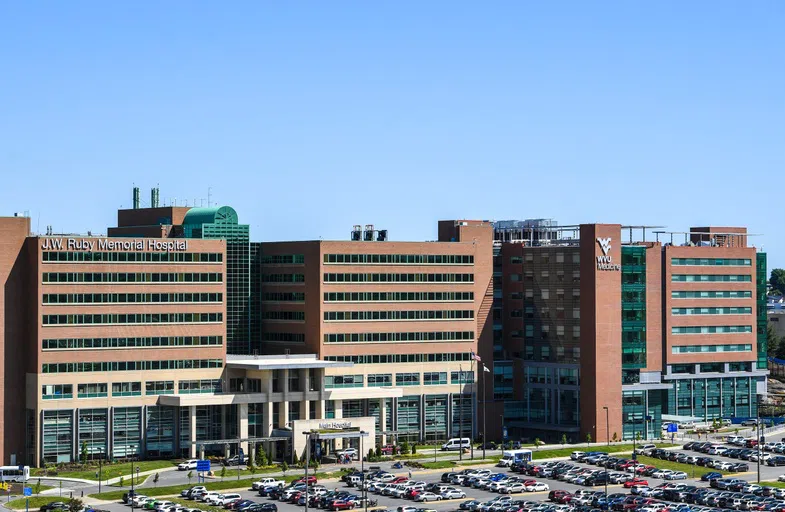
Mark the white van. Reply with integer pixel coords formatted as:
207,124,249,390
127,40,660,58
498,449,533,467
441,438,471,451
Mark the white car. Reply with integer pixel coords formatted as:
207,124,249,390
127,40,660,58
415,492,442,502
131,496,150,507
778,475,785,483
651,470,674,479
714,461,733,471
501,482,524,494
178,459,199,471
441,489,466,499
154,502,174,511
212,494,242,506
199,492,220,503
338,448,359,459
743,484,762,493
525,482,549,492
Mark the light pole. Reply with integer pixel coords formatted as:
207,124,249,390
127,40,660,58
130,444,136,507
602,407,609,499
97,447,104,494
360,431,368,512
458,365,464,461
482,365,487,460
757,394,762,483
302,432,312,512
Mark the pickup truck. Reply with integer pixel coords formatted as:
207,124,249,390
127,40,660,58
252,478,286,490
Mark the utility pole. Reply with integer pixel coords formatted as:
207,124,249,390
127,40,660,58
603,406,609,499
482,365,487,460
303,432,311,512
757,394,762,483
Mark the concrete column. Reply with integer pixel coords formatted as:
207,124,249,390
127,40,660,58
278,402,289,428
301,400,309,421
239,403,249,455
334,400,344,449
316,400,326,419
303,368,310,393
446,394,453,439
379,400,387,446
224,443,231,459
262,402,273,436
189,406,197,458
107,408,114,460
282,369,290,397
249,442,256,466
265,371,274,393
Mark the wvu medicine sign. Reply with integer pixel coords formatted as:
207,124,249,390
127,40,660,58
596,237,620,271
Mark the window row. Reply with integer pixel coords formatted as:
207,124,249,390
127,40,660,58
671,291,752,299
261,274,305,283
521,325,581,338
671,258,751,267
671,344,753,354
262,332,305,343
324,331,474,343
262,292,305,302
43,336,223,350
325,352,474,364
42,379,224,399
671,325,752,334
323,309,474,322
42,251,223,263
43,292,223,305
324,273,474,283
261,311,305,321
324,254,473,265
672,307,752,316
324,375,364,388
671,274,752,282
323,291,474,303
43,312,222,326
519,289,580,299
512,252,581,264
260,254,304,264
42,359,223,373
43,272,223,283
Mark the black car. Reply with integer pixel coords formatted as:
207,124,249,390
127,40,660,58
768,456,785,467
40,503,68,512
248,504,277,512
731,463,750,472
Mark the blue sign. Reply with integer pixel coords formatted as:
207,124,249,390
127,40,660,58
196,460,211,472
23,487,32,497
667,423,678,433
503,427,509,440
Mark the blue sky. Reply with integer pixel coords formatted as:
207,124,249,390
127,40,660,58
1,2,783,266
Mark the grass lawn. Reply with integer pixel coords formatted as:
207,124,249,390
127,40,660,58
760,481,785,489
417,461,458,469
36,460,177,481
89,470,348,501
170,498,225,512
531,443,677,460
634,455,729,477
6,497,65,510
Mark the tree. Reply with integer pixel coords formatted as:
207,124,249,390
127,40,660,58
771,269,785,296
187,471,193,485
281,460,288,475
67,498,83,512
411,444,417,454
34,479,42,495
257,444,268,467
119,476,124,487
401,441,410,455
560,434,567,446
220,465,227,479
153,473,159,487
80,441,88,465
368,449,375,462
612,432,619,443
586,433,592,447
768,325,781,358
535,438,541,450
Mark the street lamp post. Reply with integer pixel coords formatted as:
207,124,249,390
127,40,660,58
482,366,487,460
757,394,762,483
360,431,368,512
303,432,312,512
97,447,104,494
602,407,609,499
130,445,136,507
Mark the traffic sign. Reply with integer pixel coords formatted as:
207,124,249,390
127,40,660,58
666,423,678,433
502,427,508,440
23,487,32,497
196,460,211,472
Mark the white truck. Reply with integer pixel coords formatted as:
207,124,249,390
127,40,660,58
252,477,286,490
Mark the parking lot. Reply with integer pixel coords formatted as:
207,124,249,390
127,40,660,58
90,433,785,512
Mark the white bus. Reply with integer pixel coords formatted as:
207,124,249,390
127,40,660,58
0,466,29,482
498,449,533,467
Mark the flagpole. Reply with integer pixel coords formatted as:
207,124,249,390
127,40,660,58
458,364,463,461
482,364,487,460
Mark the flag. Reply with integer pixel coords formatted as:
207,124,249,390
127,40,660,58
471,351,481,362
483,364,490,373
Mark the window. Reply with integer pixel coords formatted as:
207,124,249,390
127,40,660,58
572,253,580,263
525,289,533,298
396,373,420,386
262,311,305,321
671,344,753,354
324,352,473,364
261,273,305,283
145,381,174,395
178,379,222,394
324,331,474,343
510,274,522,282
42,384,72,399
525,253,534,263
323,291,474,302
78,383,107,398
556,253,564,263
671,290,752,299
323,254,473,265
42,251,222,263
323,273,474,283
556,325,565,336
672,307,752,315
261,254,304,264
671,274,752,282
511,256,523,264
451,371,474,383
572,308,580,319
112,382,141,397
671,325,753,334
541,289,550,300
42,336,223,350
424,372,447,385
510,292,523,299
510,309,523,318
324,375,364,388
42,359,223,373
324,310,474,321
573,326,580,339
368,374,392,387
43,312,223,326
525,325,534,338
262,292,305,302
671,258,752,266
43,292,223,305
43,272,222,283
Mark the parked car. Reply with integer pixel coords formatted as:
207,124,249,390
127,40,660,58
178,459,199,471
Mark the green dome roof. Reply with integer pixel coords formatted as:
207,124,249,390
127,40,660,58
182,206,239,226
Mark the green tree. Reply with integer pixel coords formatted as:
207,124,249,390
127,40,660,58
768,324,781,358
153,473,159,487
187,471,193,485
770,269,785,296
34,479,42,495
560,434,567,446
586,433,592,447
119,476,124,487
281,460,288,475
401,441,410,455
220,465,226,479
411,443,417,454
80,441,88,465
257,445,268,466
375,447,381,459
68,498,83,512
535,437,541,450
612,432,619,442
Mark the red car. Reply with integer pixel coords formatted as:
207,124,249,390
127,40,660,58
556,494,574,504
380,445,401,455
390,476,409,484
294,476,318,485
548,490,570,502
636,465,656,475
623,478,649,489
329,500,354,511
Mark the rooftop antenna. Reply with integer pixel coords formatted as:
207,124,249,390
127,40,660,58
208,187,213,207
